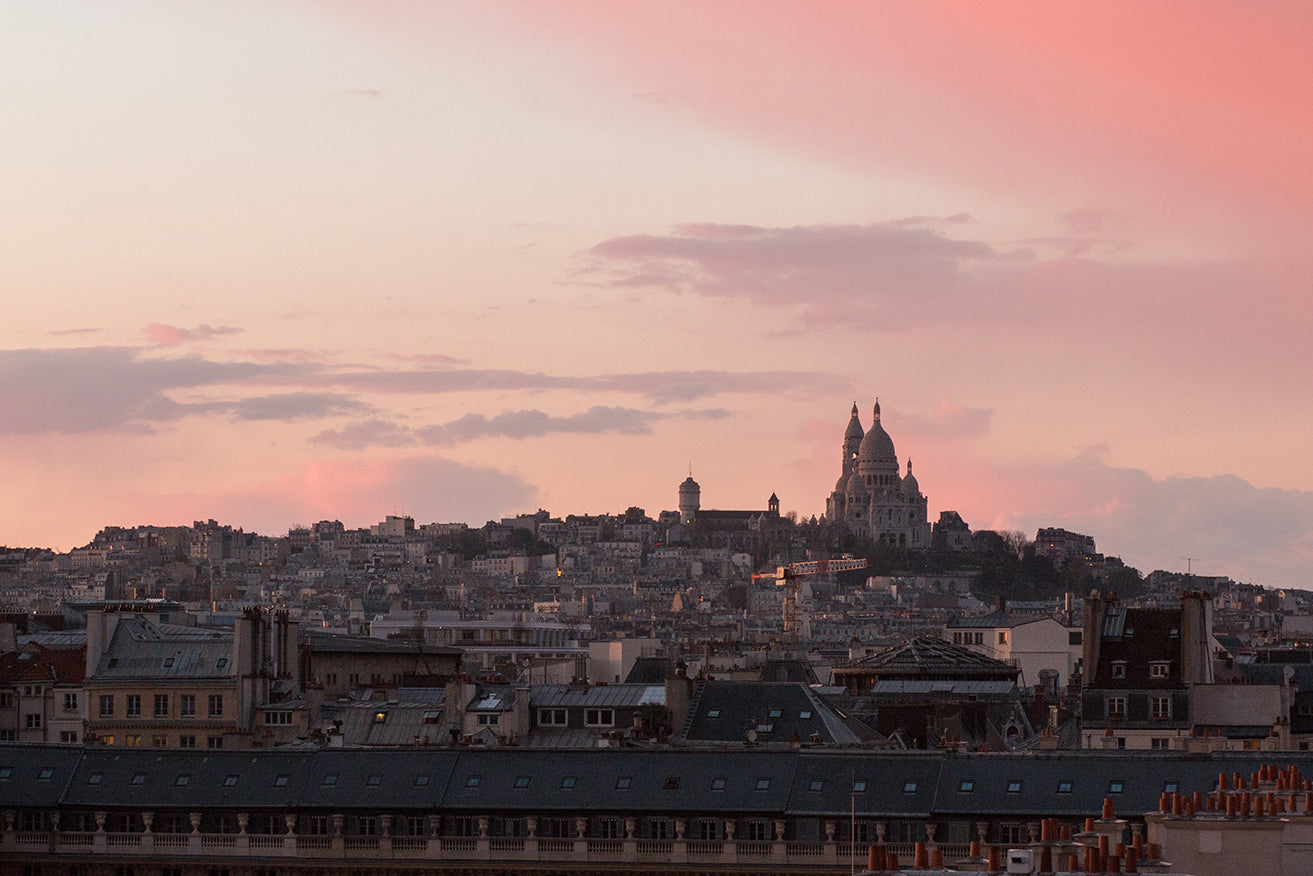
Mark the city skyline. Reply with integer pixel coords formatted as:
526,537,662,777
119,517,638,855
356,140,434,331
4,2,1312,587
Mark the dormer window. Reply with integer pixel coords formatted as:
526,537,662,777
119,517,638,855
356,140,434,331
1150,662,1169,679
1111,662,1127,679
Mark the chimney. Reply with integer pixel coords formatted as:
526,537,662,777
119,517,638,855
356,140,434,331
513,685,531,741
665,662,694,734
1082,590,1104,682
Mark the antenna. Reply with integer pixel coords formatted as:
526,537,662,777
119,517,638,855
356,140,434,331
1180,556,1203,577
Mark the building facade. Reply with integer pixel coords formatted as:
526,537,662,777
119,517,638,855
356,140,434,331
825,401,931,547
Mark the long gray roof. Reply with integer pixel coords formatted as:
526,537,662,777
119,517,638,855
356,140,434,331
4,744,1313,821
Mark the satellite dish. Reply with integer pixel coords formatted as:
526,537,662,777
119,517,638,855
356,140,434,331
747,728,758,742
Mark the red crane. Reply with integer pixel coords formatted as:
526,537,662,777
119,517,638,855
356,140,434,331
753,558,870,642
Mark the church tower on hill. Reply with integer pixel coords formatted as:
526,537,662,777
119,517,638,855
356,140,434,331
825,400,931,548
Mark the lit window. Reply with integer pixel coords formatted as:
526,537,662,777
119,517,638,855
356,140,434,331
1110,781,1124,794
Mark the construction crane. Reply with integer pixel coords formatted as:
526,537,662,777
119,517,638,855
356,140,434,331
753,558,870,642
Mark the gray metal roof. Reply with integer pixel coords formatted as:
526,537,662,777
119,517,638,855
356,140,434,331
91,616,234,681
530,684,664,709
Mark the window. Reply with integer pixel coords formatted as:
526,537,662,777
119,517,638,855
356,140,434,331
1150,662,1170,679
64,693,78,711
853,780,867,792
38,768,54,781
561,777,576,789
223,775,238,787
1151,696,1172,720
1069,631,1083,646
466,775,481,788
175,774,191,786
216,658,228,670
903,781,918,793
768,709,782,718
711,777,726,790
745,821,769,842
998,631,1008,645
152,734,168,747
599,818,620,839
207,736,223,749
615,777,631,789
59,731,78,743
755,778,770,791
475,713,499,726
0,767,12,780
25,713,41,729
706,709,720,718
584,709,614,727
0,693,9,708
1109,780,1125,794
264,712,292,725
1152,738,1171,750
1007,781,1022,793
373,711,387,724
180,695,195,717
125,695,141,717
274,774,289,787
179,735,196,749
322,774,338,786
538,708,567,726
1111,662,1126,679
1106,696,1126,719
1164,782,1179,794
208,695,224,717
663,776,680,790
809,780,824,792
1057,781,1073,794
131,773,145,786
514,776,531,789
154,694,169,717
367,775,381,787
163,657,174,668
799,711,812,719
87,772,103,785
414,775,430,787
959,780,974,793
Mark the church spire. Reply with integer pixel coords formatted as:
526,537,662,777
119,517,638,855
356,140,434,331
873,397,881,421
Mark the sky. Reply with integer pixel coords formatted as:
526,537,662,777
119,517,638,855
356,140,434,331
3,1,1313,587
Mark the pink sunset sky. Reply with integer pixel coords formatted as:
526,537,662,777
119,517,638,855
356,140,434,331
4,1,1313,586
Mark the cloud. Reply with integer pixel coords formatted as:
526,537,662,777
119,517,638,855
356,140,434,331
0,344,839,435
314,406,733,451
0,347,291,434
585,222,1030,328
309,418,417,450
145,323,241,346
420,406,662,444
968,452,1313,588
228,392,368,422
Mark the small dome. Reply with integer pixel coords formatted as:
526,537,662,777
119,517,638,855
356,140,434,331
845,470,868,498
902,460,919,494
680,476,699,490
